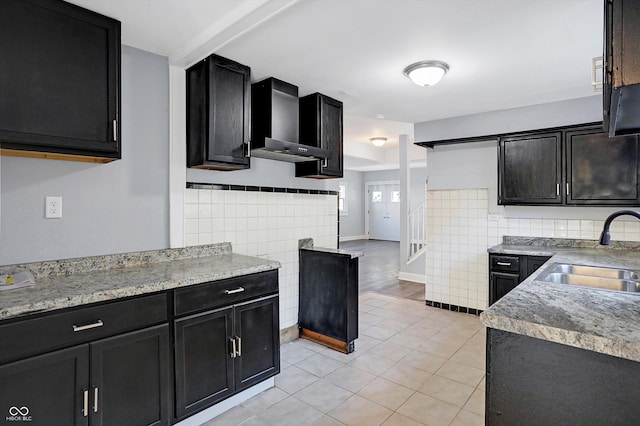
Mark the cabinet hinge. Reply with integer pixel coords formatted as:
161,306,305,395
112,119,117,142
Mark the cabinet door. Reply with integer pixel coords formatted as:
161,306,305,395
566,128,640,204
90,324,171,426
174,307,234,420
489,272,520,306
233,295,280,392
0,0,120,160
0,345,89,426
499,132,562,204
187,54,250,170
524,256,551,279
296,93,343,178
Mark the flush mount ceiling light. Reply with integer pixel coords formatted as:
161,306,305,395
370,137,387,147
403,60,449,87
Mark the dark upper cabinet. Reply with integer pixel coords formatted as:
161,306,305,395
603,0,640,137
296,93,344,178
187,54,251,170
0,0,121,162
498,131,563,205
566,126,640,205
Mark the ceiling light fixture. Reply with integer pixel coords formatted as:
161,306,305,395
370,137,387,147
403,60,449,87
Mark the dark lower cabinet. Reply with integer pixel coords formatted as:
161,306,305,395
487,328,640,425
173,272,280,421
91,325,171,426
0,325,170,426
174,307,235,418
489,254,551,305
0,345,88,426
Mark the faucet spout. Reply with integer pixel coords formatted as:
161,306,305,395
599,210,640,245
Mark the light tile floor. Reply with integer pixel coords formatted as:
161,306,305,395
203,292,486,426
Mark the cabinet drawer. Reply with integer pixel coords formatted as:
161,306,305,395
0,292,167,364
490,256,520,273
174,270,278,316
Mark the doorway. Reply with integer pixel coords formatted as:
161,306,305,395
366,182,400,241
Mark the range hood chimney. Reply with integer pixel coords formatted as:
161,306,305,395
250,78,330,162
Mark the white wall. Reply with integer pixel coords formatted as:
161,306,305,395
338,170,365,239
0,46,170,265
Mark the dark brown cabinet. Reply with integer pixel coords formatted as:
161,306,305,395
498,131,562,205
296,93,344,179
565,126,640,205
0,325,171,426
187,54,251,170
0,0,121,162
498,123,640,206
489,254,551,305
299,248,358,353
604,0,640,137
173,271,280,421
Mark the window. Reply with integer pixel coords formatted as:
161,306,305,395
338,183,348,215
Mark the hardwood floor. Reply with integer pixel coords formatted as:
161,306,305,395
339,239,425,302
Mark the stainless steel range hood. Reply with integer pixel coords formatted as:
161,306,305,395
250,78,330,162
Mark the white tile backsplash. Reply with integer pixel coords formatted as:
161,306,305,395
428,188,640,311
184,188,338,329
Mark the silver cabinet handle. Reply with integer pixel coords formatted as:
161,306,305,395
224,287,245,295
496,262,511,266
237,337,242,357
566,183,570,196
246,140,251,157
73,320,104,332
93,387,99,413
83,390,89,417
556,183,560,196
230,337,237,358
113,119,117,142
322,158,328,168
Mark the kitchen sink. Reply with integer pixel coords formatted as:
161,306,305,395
539,263,640,294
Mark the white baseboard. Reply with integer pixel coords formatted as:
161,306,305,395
339,235,368,242
174,378,274,425
398,272,426,284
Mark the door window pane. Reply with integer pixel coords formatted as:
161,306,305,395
372,191,382,202
391,191,401,203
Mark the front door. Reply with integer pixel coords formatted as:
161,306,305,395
368,184,400,241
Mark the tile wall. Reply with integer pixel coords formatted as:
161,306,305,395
426,189,489,311
427,188,640,312
184,186,338,329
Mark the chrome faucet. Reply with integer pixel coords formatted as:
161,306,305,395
599,210,640,245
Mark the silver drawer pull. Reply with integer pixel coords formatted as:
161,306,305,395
224,287,245,295
72,320,104,332
496,262,511,266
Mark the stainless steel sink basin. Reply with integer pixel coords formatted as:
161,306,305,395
543,272,640,293
547,263,640,281
539,263,640,294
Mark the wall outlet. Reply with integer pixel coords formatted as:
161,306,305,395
45,196,62,219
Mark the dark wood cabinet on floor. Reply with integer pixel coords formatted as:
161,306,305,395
498,131,562,205
299,249,358,353
565,126,640,205
296,93,344,179
173,271,280,421
489,254,551,306
187,54,251,170
0,0,121,162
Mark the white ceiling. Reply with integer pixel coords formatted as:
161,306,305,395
69,0,604,171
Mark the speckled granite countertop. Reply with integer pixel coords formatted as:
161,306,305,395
0,243,280,320
298,238,363,259
482,237,640,362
